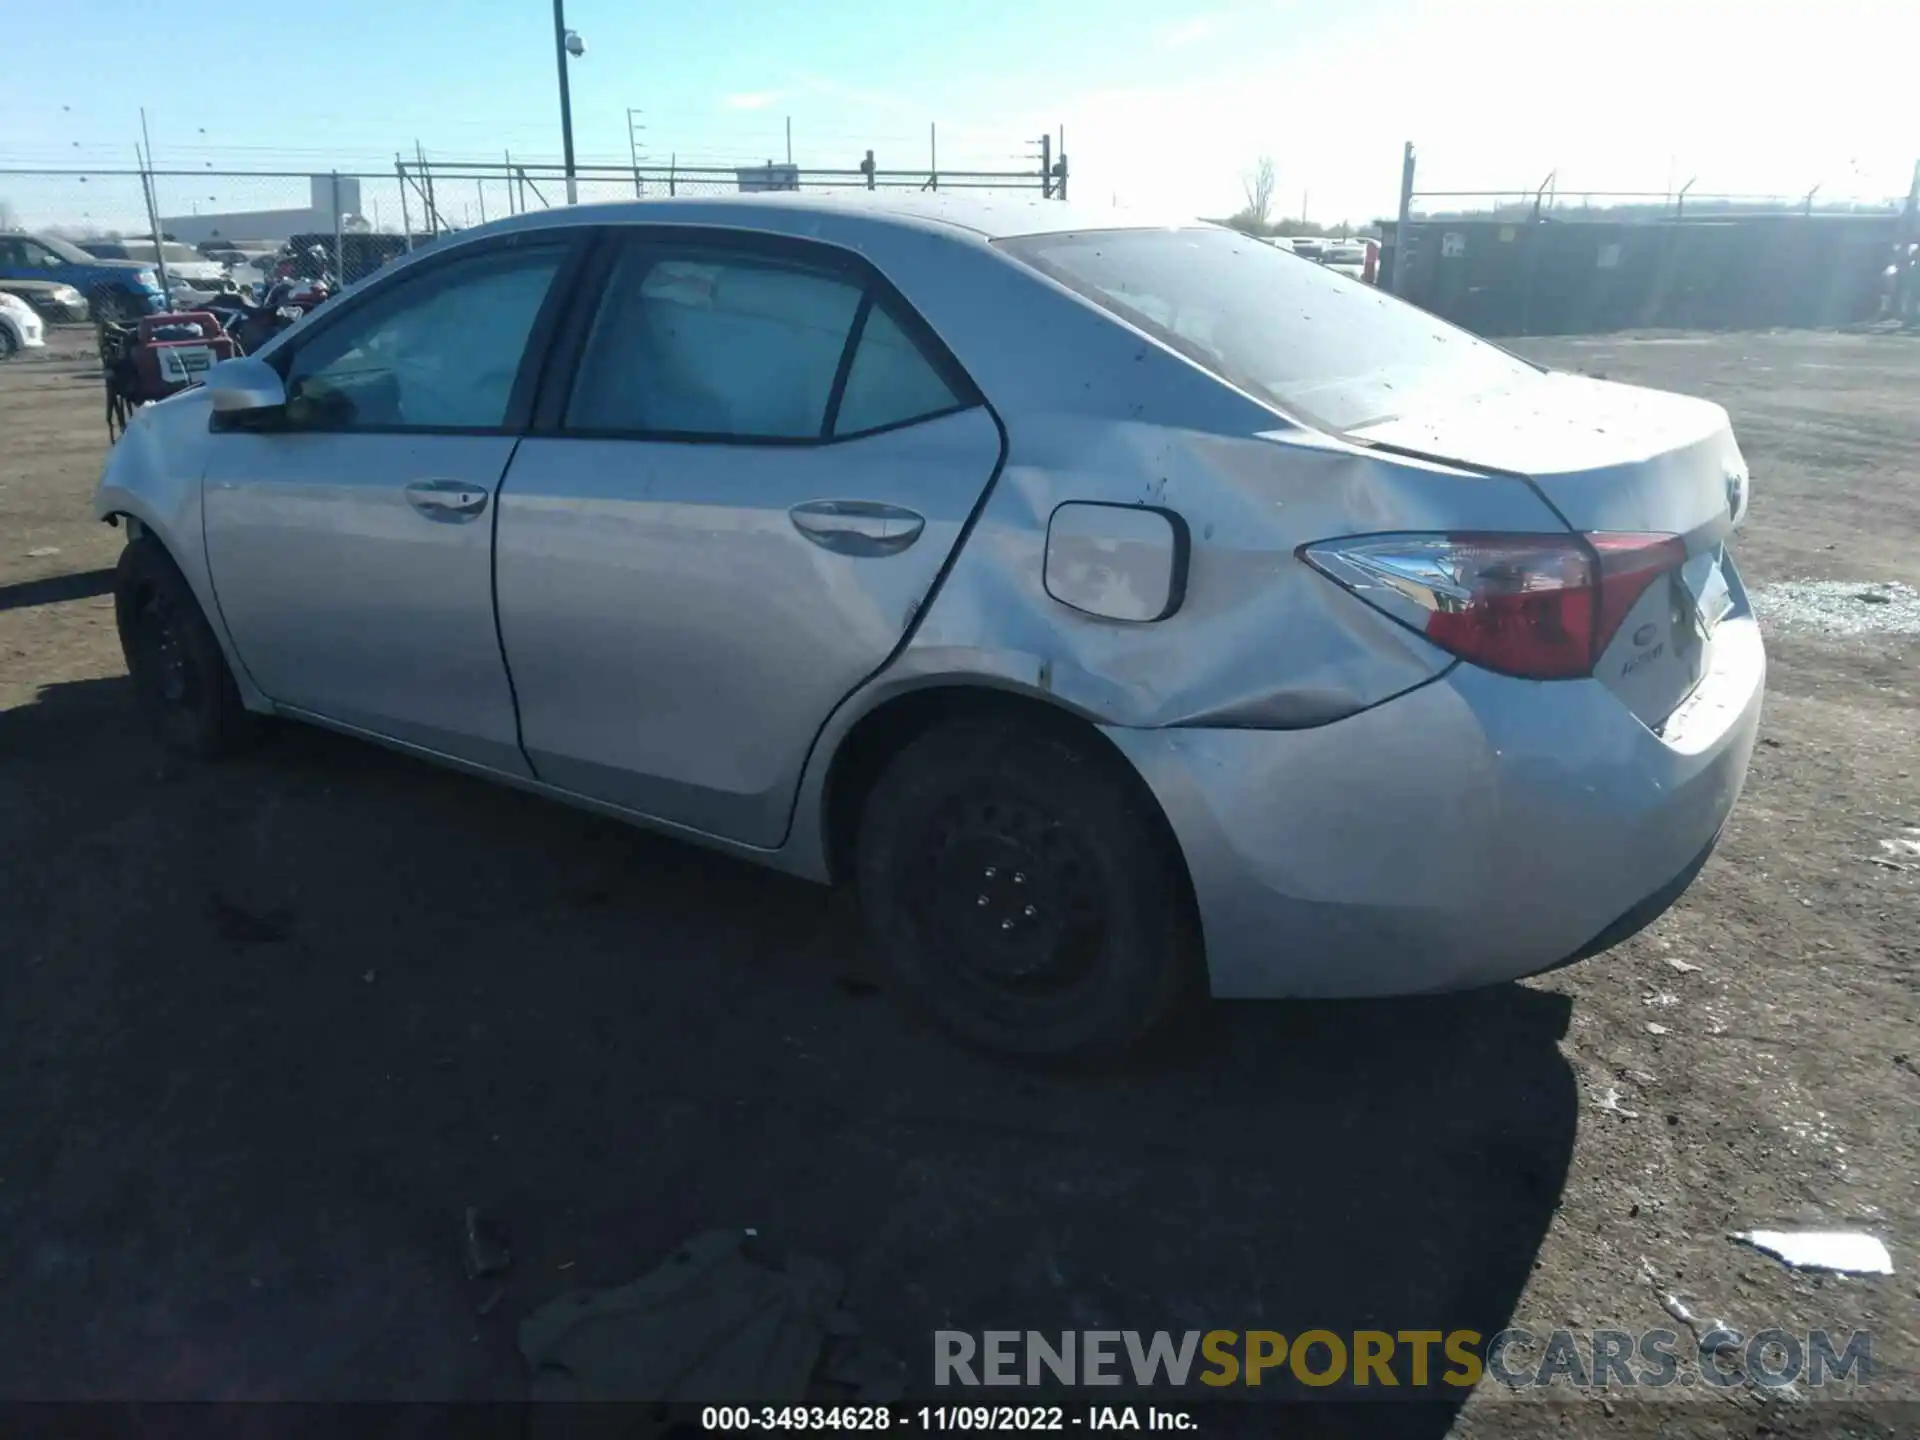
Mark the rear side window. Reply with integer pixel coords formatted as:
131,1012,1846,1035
563,239,973,442
996,227,1534,432
566,248,863,439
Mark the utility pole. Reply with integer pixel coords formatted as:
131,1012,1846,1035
1057,126,1067,201
553,0,581,204
416,140,437,236
930,122,938,191
135,117,172,305
626,110,646,196
396,156,413,250
1040,133,1052,199
1389,141,1416,295
785,116,793,165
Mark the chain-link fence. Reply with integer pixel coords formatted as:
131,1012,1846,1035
1376,144,1920,333
1,154,1060,312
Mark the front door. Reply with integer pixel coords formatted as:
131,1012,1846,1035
495,232,1003,845
202,235,575,772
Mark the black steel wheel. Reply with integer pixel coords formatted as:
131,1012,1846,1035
856,716,1199,1062
114,538,255,759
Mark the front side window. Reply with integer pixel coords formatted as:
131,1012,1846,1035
997,226,1535,432
280,245,562,431
566,246,864,439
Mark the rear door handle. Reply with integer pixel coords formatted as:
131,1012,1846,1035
405,478,489,523
789,500,925,557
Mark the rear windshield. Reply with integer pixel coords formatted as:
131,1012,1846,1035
995,227,1534,432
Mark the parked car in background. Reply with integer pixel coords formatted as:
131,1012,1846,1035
1286,236,1326,261
78,238,233,292
1322,240,1370,280
0,291,46,359
0,231,160,323
94,195,1764,1062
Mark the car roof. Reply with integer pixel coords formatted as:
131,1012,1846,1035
482,190,1205,245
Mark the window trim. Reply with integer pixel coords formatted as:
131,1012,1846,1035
216,229,593,438
531,224,983,449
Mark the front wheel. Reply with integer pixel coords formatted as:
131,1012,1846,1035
113,538,256,758
855,717,1200,1063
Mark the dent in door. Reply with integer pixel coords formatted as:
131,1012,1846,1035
494,406,1003,844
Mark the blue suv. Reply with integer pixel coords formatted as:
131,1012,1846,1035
0,230,168,324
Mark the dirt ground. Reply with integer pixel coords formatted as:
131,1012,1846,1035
0,329,1914,1437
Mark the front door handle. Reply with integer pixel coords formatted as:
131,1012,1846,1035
789,500,925,557
404,478,489,523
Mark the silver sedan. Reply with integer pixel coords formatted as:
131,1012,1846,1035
95,194,1764,1061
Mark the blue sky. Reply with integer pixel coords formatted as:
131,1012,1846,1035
2,0,1915,232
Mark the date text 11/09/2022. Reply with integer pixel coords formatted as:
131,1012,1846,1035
701,1407,1194,1432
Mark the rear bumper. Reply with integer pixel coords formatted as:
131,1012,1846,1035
1103,613,1764,999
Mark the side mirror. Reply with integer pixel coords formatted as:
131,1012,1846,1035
205,356,287,413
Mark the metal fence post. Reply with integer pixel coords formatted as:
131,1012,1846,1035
136,147,171,309
396,158,414,251
1388,141,1416,294
331,171,345,285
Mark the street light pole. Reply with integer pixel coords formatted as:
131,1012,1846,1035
552,0,579,204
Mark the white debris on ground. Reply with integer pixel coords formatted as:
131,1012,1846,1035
1749,580,1920,636
1732,1230,1895,1275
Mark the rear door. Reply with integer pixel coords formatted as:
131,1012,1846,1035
495,228,1003,846
202,232,580,772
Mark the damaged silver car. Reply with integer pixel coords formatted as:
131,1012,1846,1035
94,194,1764,1060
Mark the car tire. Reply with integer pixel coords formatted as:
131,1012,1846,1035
0,326,16,361
113,538,256,759
855,716,1200,1063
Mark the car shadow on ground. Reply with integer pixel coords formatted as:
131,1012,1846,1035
0,568,114,613
0,677,1576,1434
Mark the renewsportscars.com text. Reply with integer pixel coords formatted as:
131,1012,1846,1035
935,1328,1873,1392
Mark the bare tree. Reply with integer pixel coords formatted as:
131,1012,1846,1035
1242,155,1277,229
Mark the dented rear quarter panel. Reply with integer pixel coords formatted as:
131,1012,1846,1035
786,232,1578,872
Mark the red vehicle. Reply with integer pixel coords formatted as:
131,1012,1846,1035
99,311,237,440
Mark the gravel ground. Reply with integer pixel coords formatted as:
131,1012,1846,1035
0,328,1914,1437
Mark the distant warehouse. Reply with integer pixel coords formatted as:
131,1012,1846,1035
161,175,365,248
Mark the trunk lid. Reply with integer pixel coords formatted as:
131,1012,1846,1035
1349,371,1750,730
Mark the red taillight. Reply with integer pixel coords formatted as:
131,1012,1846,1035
1303,531,1685,680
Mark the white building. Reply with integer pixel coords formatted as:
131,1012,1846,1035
160,175,363,247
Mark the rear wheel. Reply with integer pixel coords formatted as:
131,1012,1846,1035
114,538,256,759
0,327,17,361
855,717,1199,1063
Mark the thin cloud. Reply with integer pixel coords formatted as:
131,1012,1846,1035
722,91,785,111
1164,15,1223,45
